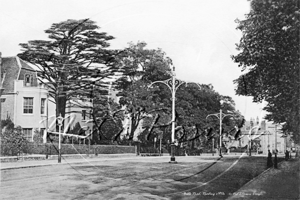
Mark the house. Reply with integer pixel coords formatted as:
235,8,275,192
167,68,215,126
0,55,93,142
0,56,54,141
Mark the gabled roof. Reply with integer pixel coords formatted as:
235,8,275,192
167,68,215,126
1,56,36,93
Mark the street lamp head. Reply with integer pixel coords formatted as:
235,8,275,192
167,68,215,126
57,114,64,126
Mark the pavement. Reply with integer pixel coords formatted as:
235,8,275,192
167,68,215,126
0,153,138,170
227,157,300,200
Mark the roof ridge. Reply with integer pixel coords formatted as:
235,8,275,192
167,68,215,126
3,56,18,59
18,57,36,71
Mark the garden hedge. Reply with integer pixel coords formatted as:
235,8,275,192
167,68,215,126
0,142,135,156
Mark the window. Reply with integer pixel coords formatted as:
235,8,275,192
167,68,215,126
23,128,33,142
24,97,33,114
24,74,33,86
40,128,46,141
82,110,86,120
40,128,45,135
41,98,46,114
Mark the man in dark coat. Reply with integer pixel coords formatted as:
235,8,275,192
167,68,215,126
267,150,273,168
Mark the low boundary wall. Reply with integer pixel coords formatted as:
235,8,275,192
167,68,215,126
0,142,135,157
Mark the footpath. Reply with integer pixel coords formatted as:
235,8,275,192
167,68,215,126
227,157,300,200
0,153,138,170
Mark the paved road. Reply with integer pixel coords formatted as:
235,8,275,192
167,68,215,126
1,154,273,200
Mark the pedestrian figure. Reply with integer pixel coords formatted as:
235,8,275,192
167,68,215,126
285,150,289,161
274,149,278,169
267,150,273,168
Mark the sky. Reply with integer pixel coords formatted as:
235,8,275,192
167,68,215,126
0,0,266,121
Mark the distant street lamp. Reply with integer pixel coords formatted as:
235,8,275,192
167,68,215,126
206,101,234,158
248,126,258,156
260,130,271,154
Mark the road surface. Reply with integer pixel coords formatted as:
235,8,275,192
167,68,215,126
1,155,269,200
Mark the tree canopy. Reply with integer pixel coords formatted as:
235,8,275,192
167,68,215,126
18,19,119,118
232,0,300,142
114,42,243,147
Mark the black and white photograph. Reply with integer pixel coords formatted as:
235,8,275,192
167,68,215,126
0,0,299,199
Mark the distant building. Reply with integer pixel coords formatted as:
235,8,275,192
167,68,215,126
239,118,286,154
260,122,286,154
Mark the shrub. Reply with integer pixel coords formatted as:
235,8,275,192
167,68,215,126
1,125,29,156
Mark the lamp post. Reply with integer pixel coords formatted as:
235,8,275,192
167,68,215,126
159,135,162,156
212,138,215,156
206,104,234,158
248,126,257,156
57,114,63,163
275,124,278,152
261,130,271,154
148,66,186,163
274,124,278,168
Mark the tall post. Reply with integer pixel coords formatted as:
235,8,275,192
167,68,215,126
212,138,215,156
219,109,222,157
58,123,61,163
170,68,176,162
88,138,91,157
275,124,277,151
268,129,270,150
57,114,63,163
249,119,252,156
148,66,187,163
206,108,233,158
45,94,49,158
274,124,278,168
159,138,162,156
